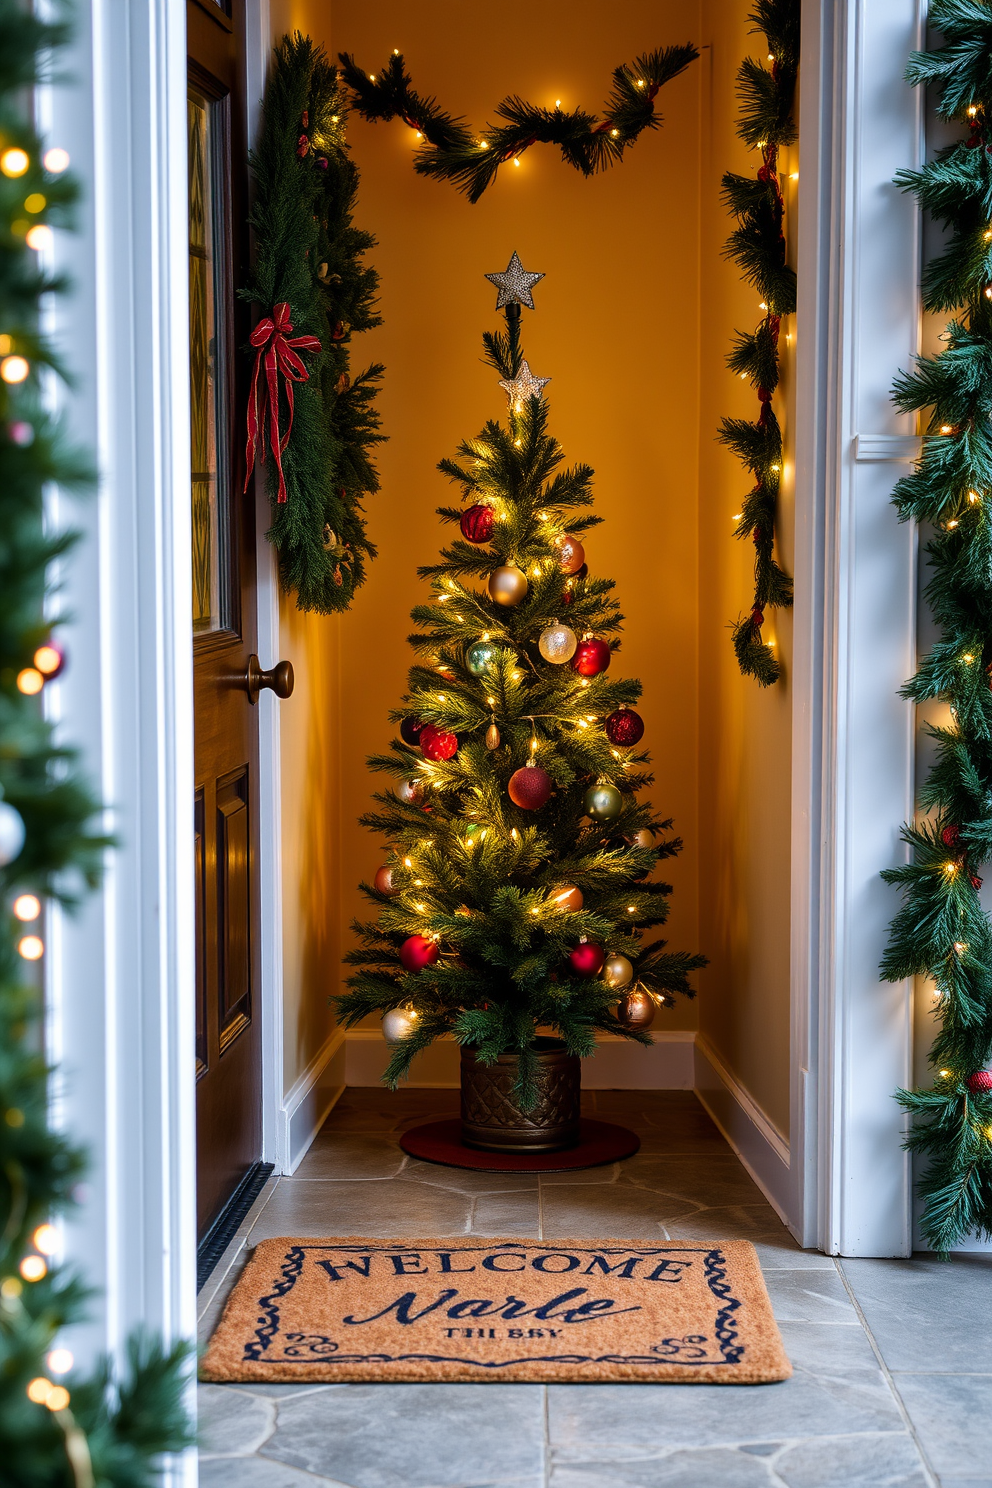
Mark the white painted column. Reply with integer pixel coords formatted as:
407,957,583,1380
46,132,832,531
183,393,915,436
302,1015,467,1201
41,2,197,1480
794,0,923,1256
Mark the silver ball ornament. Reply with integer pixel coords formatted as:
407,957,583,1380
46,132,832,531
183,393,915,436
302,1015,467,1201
397,778,423,805
538,621,578,664
0,799,26,867
382,1006,420,1044
466,641,498,676
488,565,529,607
584,783,623,821
603,953,634,990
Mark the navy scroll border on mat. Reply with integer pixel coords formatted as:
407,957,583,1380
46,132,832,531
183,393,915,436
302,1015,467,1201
244,1244,745,1369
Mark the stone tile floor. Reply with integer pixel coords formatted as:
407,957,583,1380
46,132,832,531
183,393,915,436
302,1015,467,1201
196,1089,992,1488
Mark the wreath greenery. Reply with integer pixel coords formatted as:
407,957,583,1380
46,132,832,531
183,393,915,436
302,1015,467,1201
245,33,384,614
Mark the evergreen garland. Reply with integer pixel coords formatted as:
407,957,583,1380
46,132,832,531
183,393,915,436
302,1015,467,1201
335,275,705,1101
337,45,699,203
882,0,992,1255
0,3,193,1479
245,34,384,614
719,0,799,686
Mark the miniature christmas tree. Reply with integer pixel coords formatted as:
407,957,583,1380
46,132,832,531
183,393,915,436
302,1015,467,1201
337,257,705,1102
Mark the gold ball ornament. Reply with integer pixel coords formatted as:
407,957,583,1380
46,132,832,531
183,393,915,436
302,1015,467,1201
550,884,584,913
488,565,529,607
485,723,501,750
538,621,578,664
584,782,623,820
555,533,586,575
634,828,654,850
382,1006,420,1044
603,953,634,990
616,988,656,1030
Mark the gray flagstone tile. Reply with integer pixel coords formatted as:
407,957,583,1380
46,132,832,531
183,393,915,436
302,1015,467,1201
245,1178,473,1240
291,1135,409,1182
839,1254,992,1372
538,1181,699,1239
620,1155,768,1207
199,1456,350,1486
665,1206,798,1242
469,1191,542,1235
762,1269,861,1324
549,1445,776,1486
399,1159,540,1197
888,1373,992,1479
752,1240,835,1270
774,1431,930,1487
259,1383,545,1488
197,1382,276,1456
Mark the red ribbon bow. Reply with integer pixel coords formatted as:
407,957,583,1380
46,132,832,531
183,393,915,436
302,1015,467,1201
244,303,321,503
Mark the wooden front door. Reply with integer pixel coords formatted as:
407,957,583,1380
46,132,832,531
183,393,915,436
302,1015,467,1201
188,0,263,1235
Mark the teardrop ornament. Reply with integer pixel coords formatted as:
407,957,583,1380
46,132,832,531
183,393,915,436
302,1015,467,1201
486,723,501,750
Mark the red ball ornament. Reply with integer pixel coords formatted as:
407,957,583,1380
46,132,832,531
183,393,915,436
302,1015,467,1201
569,940,605,977
420,725,458,761
374,866,400,896
572,637,611,677
967,1070,992,1093
460,503,495,544
508,763,553,810
605,708,644,747
400,934,440,973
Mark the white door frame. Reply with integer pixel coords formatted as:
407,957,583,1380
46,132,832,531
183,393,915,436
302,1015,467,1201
39,15,952,1478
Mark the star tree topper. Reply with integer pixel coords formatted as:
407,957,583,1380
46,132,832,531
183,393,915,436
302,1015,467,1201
498,360,551,408
485,251,545,310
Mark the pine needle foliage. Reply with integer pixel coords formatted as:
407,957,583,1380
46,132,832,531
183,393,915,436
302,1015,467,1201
337,46,699,203
880,0,992,1255
244,34,383,613
335,290,705,1101
719,0,798,685
0,2,194,1477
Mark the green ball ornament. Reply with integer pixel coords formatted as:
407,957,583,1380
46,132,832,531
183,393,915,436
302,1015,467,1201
584,782,623,821
466,641,498,676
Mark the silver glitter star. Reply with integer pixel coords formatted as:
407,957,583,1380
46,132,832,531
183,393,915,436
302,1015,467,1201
498,360,551,409
485,251,545,310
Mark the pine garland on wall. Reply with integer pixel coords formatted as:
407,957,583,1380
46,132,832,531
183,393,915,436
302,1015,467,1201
719,0,799,687
0,3,193,1479
245,34,384,614
337,45,699,203
882,0,992,1255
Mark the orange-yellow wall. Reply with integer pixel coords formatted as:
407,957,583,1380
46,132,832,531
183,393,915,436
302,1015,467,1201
270,0,794,1139
696,0,795,1138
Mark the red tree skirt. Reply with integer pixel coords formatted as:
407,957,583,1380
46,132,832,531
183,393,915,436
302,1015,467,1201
399,1118,639,1172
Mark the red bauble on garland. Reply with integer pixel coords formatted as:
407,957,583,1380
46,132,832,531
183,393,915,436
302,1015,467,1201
967,1070,992,1093
572,637,611,677
460,504,495,544
508,763,553,809
605,707,644,746
399,934,440,973
420,725,458,761
569,940,605,977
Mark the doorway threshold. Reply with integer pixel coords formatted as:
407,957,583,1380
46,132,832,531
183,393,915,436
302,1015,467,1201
197,1160,275,1294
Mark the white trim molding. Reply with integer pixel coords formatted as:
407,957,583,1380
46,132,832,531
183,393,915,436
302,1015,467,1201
853,433,922,462
281,1028,346,1174
693,1036,792,1226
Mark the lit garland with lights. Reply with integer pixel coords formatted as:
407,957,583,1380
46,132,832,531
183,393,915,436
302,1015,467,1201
245,33,384,614
336,258,705,1103
337,44,699,203
719,0,798,686
0,3,192,1478
881,2,992,1255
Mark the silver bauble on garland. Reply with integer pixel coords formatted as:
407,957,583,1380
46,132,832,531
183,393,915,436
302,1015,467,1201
0,798,26,866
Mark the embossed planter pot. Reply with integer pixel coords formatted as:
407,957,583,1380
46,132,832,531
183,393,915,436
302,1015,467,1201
460,1037,581,1154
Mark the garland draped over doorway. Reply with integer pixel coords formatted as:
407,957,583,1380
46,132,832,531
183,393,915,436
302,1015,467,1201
883,0,992,1255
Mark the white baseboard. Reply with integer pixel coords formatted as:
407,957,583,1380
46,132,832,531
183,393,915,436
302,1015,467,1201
343,1027,696,1090
280,1027,346,1174
693,1033,792,1224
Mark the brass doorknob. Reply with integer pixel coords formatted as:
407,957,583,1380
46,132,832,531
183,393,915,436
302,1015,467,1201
244,654,294,705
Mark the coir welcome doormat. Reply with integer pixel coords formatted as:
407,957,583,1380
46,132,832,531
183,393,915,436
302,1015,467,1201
201,1236,791,1384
